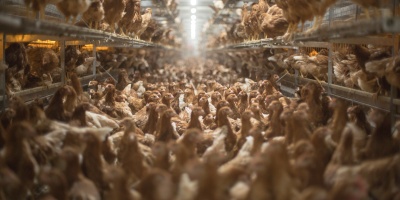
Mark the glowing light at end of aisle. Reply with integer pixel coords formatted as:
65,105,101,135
191,0,196,5
191,8,196,13
191,15,196,20
191,22,196,39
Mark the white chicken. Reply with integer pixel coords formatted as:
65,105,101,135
76,57,100,76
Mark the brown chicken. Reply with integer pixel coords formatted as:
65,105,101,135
226,94,240,119
118,0,140,35
56,0,91,24
328,98,348,143
333,153,400,199
329,175,369,200
136,169,175,200
265,100,284,138
276,0,313,41
161,92,175,109
57,147,101,200
324,128,357,186
135,8,153,39
247,141,299,200
37,168,68,200
365,55,400,90
5,43,28,72
142,102,159,134
259,5,289,38
198,96,212,116
187,106,206,131
217,106,237,155
82,0,105,30
240,3,250,40
300,82,327,128
118,119,149,183
347,105,372,135
103,166,137,200
2,122,38,196
234,111,253,154
26,47,59,86
291,140,325,189
171,129,202,179
140,19,158,41
155,109,180,142
81,131,108,195
45,86,70,121
282,106,312,146
360,111,399,161
306,0,338,33
24,0,62,19
116,69,131,91
103,0,126,33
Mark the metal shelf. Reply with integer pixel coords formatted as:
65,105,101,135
206,39,330,51
1,71,117,104
0,13,166,48
279,74,400,113
294,17,400,42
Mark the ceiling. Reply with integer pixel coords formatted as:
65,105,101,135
141,0,259,47
177,0,215,45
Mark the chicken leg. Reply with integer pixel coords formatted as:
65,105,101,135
282,23,293,42
120,28,126,36
110,24,116,33
305,16,322,35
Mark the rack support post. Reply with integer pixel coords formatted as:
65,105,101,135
60,39,66,84
0,33,6,111
92,43,97,76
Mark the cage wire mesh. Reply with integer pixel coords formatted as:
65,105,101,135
302,0,361,31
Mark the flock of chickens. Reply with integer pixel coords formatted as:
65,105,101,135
23,0,178,41
268,44,400,95
208,43,400,97
208,0,395,45
3,42,178,95
1,55,400,199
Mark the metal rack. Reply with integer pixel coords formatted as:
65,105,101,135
0,2,178,110
205,0,400,122
6,71,117,104
279,74,400,114
294,17,400,42
0,13,163,48
206,39,330,51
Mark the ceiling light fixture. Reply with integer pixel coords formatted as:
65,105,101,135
191,0,196,6
191,15,196,20
191,8,196,14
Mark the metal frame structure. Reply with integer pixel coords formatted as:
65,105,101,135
205,0,400,123
0,1,177,111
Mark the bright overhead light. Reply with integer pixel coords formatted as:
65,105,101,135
191,22,196,39
191,15,196,20
191,0,196,5
191,8,196,14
